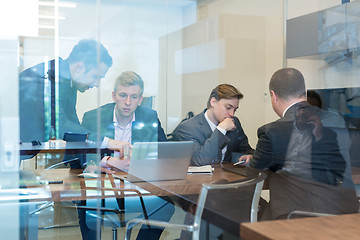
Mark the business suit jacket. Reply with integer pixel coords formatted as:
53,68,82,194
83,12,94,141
81,103,167,143
19,58,90,142
251,101,346,185
172,109,254,166
250,101,357,219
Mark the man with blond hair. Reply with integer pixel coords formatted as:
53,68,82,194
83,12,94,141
80,71,169,240
82,71,167,158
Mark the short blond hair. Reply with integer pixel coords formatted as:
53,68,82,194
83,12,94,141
114,71,144,95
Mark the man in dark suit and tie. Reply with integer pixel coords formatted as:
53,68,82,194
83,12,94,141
172,83,254,166
250,67,358,219
80,71,171,240
82,71,167,167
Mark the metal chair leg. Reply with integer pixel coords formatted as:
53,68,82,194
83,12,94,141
112,227,117,240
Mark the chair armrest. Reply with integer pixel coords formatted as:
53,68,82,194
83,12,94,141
287,210,335,219
81,187,149,219
46,158,79,169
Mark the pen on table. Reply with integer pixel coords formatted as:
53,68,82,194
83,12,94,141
234,159,246,166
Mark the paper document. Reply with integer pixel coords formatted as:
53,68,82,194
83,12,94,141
187,165,214,174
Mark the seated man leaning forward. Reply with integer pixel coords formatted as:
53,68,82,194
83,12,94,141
250,68,358,219
81,71,167,171
172,83,254,166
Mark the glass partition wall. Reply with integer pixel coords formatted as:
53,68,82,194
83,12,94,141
2,0,359,239
0,0,311,239
286,0,360,176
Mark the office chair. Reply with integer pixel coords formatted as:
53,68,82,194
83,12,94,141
287,198,360,219
29,158,81,214
140,96,155,109
287,210,335,219
124,172,267,240
167,111,194,140
55,171,151,240
73,184,149,240
30,159,149,240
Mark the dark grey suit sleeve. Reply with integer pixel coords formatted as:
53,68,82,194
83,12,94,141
173,121,230,166
58,87,91,139
81,112,93,132
250,126,274,169
156,117,167,142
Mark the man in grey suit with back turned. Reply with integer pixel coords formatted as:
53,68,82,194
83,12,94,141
250,68,358,220
172,83,254,166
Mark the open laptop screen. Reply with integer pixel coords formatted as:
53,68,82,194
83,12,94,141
118,141,194,182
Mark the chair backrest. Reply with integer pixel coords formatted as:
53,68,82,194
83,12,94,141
140,96,154,109
191,171,267,239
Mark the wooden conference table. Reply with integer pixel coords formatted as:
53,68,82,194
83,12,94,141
25,162,360,239
239,168,360,240
26,164,249,237
241,213,360,240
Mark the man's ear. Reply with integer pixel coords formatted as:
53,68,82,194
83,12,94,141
210,97,217,108
270,90,278,102
70,62,85,79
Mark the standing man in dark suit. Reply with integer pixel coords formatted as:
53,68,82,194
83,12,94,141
82,71,167,167
172,84,254,166
19,39,130,154
250,68,358,219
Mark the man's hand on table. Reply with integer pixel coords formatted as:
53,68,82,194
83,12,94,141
235,154,253,165
83,164,116,174
101,156,130,172
106,139,132,157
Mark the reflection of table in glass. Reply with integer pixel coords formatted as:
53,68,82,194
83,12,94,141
19,140,108,169
19,140,103,156
22,168,150,239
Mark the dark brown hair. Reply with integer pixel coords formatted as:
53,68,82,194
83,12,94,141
207,84,243,109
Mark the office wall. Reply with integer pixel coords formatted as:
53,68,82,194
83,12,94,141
161,0,284,147
74,1,193,122
20,1,196,126
287,0,342,19
19,0,285,147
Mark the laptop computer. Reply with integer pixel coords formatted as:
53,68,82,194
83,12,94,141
63,132,88,142
115,141,194,182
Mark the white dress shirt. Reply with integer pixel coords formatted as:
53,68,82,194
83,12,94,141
113,108,135,157
204,110,227,162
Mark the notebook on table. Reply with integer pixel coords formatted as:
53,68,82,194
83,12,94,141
114,141,194,182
